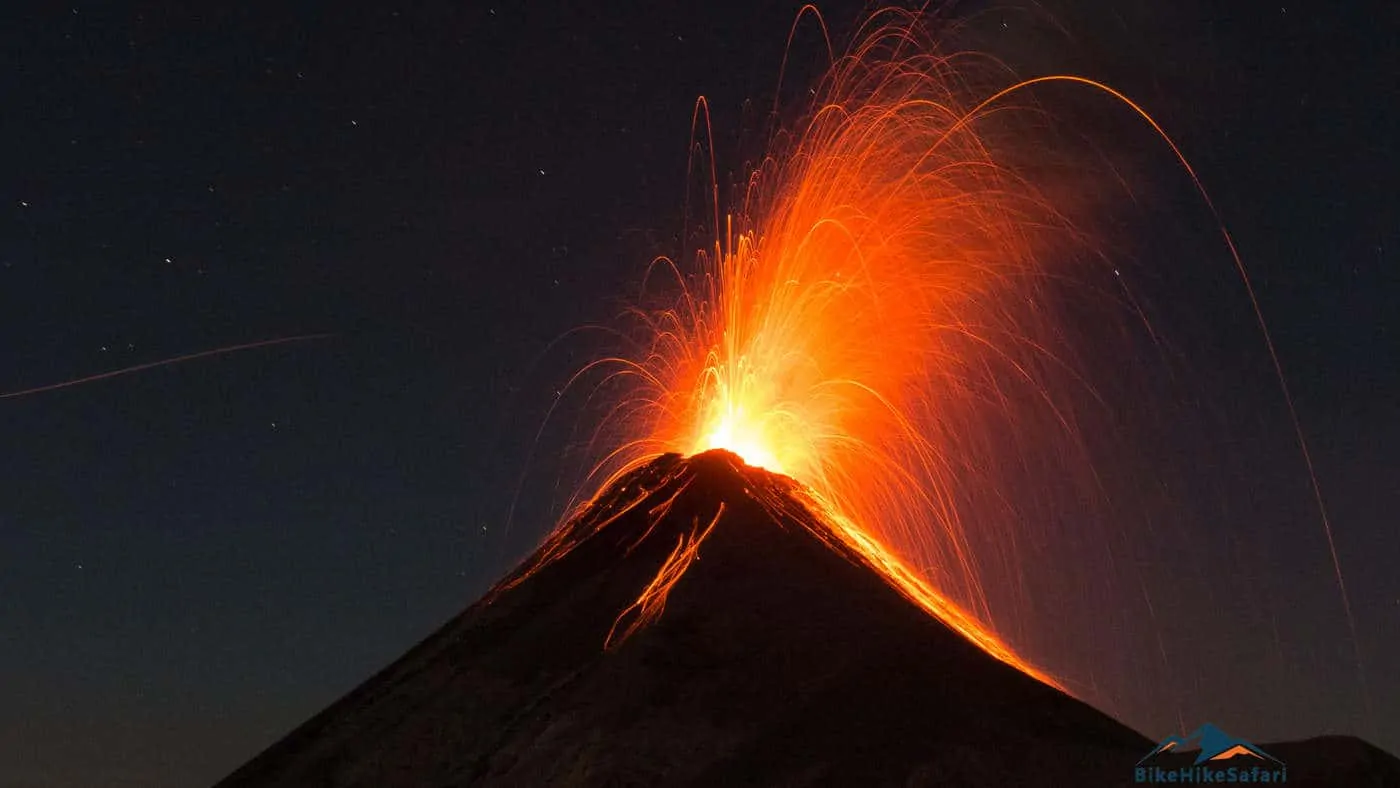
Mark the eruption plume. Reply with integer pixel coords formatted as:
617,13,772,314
536,7,1102,687
531,4,1356,703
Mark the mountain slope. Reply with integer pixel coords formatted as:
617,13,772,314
214,450,1393,787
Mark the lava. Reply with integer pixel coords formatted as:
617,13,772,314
606,502,726,649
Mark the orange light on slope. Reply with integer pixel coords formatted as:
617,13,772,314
606,503,726,649
798,488,1063,689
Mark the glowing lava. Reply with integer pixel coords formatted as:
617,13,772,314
697,410,786,475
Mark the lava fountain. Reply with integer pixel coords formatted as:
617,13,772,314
529,5,1351,698
537,6,1093,687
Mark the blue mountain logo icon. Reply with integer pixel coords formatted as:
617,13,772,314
1138,723,1282,766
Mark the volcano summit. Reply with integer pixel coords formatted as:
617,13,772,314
216,451,1397,787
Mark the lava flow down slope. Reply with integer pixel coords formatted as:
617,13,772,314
217,450,1153,787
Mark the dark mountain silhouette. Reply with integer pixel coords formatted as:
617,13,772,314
1258,737,1400,788
216,450,1399,787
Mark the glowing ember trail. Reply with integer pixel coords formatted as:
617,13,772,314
605,503,726,650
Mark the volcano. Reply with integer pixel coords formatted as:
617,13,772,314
216,450,1398,787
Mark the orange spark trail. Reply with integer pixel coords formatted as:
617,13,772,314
606,503,726,649
970,73,1367,720
1,333,335,400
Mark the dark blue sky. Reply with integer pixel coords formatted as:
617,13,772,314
1,2,1395,786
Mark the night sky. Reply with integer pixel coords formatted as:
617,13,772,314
2,2,1396,786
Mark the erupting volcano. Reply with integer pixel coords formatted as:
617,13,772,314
562,6,1092,688
217,5,1397,787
